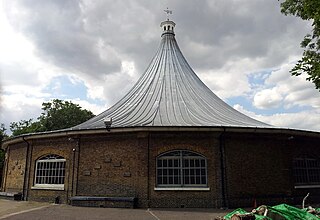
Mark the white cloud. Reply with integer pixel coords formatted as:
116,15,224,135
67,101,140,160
234,104,320,132
86,85,105,101
253,62,320,110
70,99,107,115
253,88,283,109
0,94,44,130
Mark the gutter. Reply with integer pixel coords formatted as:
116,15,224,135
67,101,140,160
70,137,80,198
22,136,30,200
2,146,10,192
147,132,150,207
3,126,320,148
219,128,228,208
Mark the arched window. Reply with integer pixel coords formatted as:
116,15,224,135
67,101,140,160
293,156,320,186
35,154,66,188
156,150,207,187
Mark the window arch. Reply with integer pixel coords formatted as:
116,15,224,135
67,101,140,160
35,154,66,187
156,150,207,187
293,156,320,186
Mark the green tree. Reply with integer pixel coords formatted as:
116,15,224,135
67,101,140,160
280,0,320,90
0,123,8,141
38,99,94,131
10,119,41,136
10,99,95,136
0,124,8,169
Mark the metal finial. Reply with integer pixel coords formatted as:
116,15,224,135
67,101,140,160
164,7,172,20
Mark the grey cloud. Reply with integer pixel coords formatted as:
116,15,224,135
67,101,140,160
173,1,308,71
4,0,310,91
6,0,122,80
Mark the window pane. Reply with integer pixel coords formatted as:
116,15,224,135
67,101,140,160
184,176,189,184
190,160,194,167
163,169,167,175
195,160,200,167
201,176,206,184
196,176,200,184
163,160,167,167
163,177,168,184
183,159,189,167
169,176,173,184
157,160,162,167
174,176,179,184
157,177,162,184
168,160,173,167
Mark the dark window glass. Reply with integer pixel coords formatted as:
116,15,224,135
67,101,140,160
293,157,320,185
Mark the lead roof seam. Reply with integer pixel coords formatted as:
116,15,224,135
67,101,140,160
124,65,162,126
167,36,179,125
111,42,166,126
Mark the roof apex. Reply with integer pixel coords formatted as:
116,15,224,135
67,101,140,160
160,20,176,36
72,20,270,130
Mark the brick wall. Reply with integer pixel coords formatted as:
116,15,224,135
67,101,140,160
223,133,288,207
76,132,149,207
2,142,27,193
224,133,320,208
2,130,320,208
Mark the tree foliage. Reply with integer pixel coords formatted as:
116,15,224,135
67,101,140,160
10,119,42,137
280,0,320,90
0,124,8,142
38,99,95,131
10,99,95,136
0,124,8,168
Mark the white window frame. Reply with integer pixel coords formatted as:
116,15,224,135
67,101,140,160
33,154,66,190
156,150,208,189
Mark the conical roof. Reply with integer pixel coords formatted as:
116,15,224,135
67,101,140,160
72,20,270,130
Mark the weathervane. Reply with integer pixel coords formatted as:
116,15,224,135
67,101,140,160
164,7,172,20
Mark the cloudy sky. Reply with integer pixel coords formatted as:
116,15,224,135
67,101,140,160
1,0,320,133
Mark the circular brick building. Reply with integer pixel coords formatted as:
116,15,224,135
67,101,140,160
2,19,320,208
